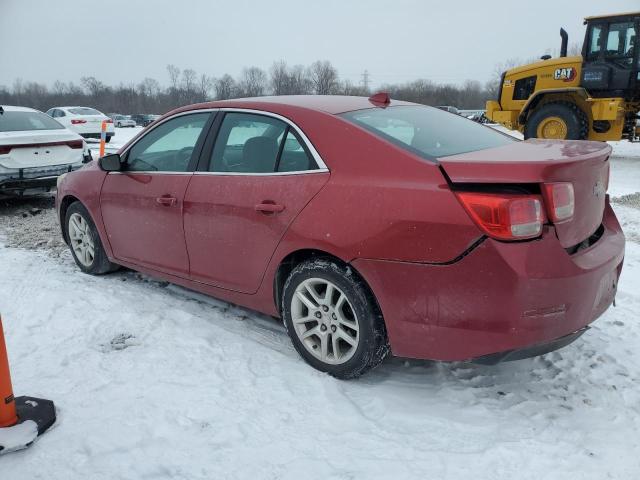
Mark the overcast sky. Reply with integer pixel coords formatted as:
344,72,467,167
1,0,638,90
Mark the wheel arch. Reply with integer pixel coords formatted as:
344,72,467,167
273,249,382,321
519,88,589,125
59,194,81,244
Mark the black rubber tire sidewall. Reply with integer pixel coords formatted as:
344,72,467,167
65,201,117,275
282,258,389,379
525,102,588,140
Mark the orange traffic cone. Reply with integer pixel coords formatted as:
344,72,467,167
0,316,18,428
0,316,56,454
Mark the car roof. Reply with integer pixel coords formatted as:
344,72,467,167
0,105,39,113
175,95,417,115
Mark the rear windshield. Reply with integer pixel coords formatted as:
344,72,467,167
69,107,102,115
0,111,65,132
340,105,514,159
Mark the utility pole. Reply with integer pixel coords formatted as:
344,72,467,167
361,70,370,92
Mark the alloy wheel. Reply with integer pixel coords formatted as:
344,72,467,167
290,278,360,365
68,212,95,267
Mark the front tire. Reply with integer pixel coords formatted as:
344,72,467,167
524,102,588,140
282,258,389,379
65,202,118,275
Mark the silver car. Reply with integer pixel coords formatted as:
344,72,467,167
110,114,136,128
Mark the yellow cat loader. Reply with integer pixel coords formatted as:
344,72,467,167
487,12,640,141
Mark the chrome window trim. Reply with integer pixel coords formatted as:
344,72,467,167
117,107,330,176
192,169,328,177
107,171,193,175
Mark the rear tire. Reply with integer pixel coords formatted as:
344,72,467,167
524,101,588,140
282,258,389,379
65,201,118,275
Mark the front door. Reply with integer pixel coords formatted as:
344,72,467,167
100,112,212,276
183,111,329,293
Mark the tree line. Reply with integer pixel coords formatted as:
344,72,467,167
0,60,497,115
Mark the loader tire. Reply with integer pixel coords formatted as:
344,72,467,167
524,102,588,140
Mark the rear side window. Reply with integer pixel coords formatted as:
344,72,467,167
0,111,65,132
210,112,316,173
340,105,515,159
605,22,636,60
69,107,102,115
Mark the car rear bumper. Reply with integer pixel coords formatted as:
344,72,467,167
0,164,82,193
352,199,625,361
80,133,114,139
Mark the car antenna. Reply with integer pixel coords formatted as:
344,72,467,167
368,92,390,107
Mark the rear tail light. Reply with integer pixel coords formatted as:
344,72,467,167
71,119,87,125
67,140,84,149
0,146,11,155
105,119,113,124
542,182,574,223
456,191,544,241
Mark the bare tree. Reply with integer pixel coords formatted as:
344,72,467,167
166,64,181,91
287,65,312,94
198,74,214,102
270,60,290,95
215,74,236,100
308,60,338,95
137,77,161,98
238,67,267,97
339,80,368,96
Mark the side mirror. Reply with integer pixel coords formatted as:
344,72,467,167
99,153,122,172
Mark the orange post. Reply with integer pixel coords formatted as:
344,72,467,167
0,316,18,428
99,120,107,158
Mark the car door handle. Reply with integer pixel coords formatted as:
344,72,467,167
156,196,177,207
255,202,285,214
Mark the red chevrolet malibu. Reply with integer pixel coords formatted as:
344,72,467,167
55,94,624,378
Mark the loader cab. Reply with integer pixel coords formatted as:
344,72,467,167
581,13,640,99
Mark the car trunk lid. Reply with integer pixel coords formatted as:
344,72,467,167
438,139,611,248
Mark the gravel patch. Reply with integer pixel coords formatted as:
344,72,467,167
0,195,68,257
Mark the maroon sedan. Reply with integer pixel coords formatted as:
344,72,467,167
55,94,624,379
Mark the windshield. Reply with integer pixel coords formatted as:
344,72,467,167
340,105,515,159
69,107,102,116
0,110,65,132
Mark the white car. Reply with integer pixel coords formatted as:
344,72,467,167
0,105,89,195
46,106,115,143
110,114,136,128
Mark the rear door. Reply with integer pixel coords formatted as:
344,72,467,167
100,112,213,276
183,111,329,293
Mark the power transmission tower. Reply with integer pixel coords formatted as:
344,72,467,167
361,70,371,91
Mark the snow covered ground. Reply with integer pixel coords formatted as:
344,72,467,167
0,129,640,479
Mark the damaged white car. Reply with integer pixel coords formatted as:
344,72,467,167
0,105,90,195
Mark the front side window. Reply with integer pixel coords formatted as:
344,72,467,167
0,111,65,132
340,105,515,159
126,113,209,172
210,112,316,173
587,25,603,59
